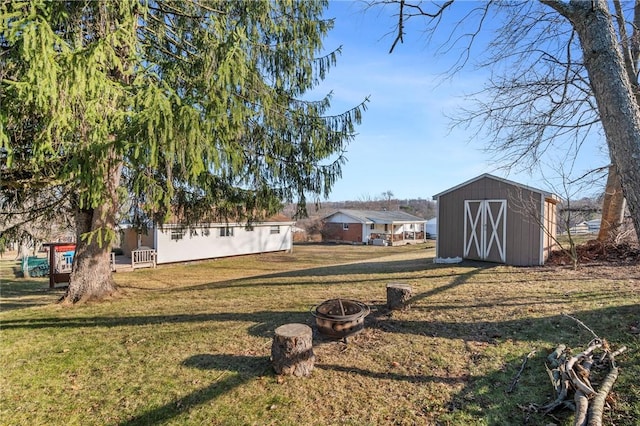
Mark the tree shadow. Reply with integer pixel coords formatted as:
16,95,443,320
118,354,271,426
115,304,638,425
4,252,638,423
314,363,467,386
0,279,64,311
169,257,590,295
169,256,443,293
0,310,314,338
328,302,638,424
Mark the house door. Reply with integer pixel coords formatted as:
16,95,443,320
463,200,507,263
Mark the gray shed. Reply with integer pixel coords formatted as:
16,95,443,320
433,174,559,266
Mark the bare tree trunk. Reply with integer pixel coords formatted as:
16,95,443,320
560,0,640,243
598,165,626,242
61,155,122,304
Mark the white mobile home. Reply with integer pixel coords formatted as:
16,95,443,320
120,215,295,265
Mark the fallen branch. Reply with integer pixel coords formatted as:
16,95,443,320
547,344,566,368
586,366,619,426
562,312,599,339
608,345,627,361
507,350,536,393
574,390,588,426
586,346,625,426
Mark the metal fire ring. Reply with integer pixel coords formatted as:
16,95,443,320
310,299,370,339
310,298,370,321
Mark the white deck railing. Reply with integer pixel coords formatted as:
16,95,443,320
131,248,157,270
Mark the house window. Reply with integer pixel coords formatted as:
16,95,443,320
171,229,185,241
370,224,375,230
343,223,349,230
384,224,388,232
219,226,234,237
270,225,280,234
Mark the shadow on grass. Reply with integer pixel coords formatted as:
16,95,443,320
163,258,594,294
115,304,638,426
2,262,630,344
315,363,468,386
0,256,479,314
119,354,271,426
3,255,638,424
0,279,64,311
0,310,313,338
0,255,442,310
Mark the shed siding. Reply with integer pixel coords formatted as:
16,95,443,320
543,198,558,261
438,176,546,266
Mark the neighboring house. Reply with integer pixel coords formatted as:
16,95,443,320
567,219,601,235
119,214,295,265
568,221,590,235
433,174,560,266
321,209,427,246
586,218,601,233
425,217,437,239
291,225,308,243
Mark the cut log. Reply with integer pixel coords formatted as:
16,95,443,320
271,323,315,377
587,366,619,426
574,390,589,426
386,283,413,310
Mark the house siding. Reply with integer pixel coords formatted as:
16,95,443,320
323,222,364,243
436,175,556,266
120,228,154,256
154,223,293,264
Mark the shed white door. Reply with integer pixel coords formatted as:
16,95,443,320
463,200,506,263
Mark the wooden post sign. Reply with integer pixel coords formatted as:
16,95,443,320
44,242,76,288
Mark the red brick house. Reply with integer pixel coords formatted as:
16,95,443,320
322,210,427,246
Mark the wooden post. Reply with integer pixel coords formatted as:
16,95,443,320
48,245,55,288
386,282,413,310
271,323,315,377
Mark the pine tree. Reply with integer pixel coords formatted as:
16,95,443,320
0,0,368,303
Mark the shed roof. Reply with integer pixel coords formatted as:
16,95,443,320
432,173,559,201
323,209,426,224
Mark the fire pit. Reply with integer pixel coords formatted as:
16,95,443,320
311,299,370,339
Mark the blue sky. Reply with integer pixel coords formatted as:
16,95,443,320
313,1,609,202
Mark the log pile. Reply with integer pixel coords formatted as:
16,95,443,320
538,316,626,426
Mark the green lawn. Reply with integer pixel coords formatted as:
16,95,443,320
1,243,638,425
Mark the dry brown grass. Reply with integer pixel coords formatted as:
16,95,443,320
1,242,639,425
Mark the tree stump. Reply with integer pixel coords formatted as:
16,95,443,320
271,323,315,377
387,283,413,310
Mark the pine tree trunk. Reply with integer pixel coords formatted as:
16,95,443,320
597,165,626,242
568,0,640,243
61,156,122,304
